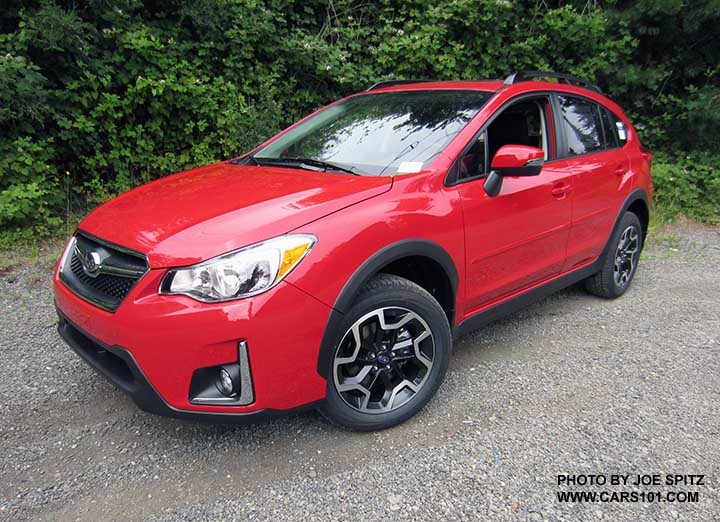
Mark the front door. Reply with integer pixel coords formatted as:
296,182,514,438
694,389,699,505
456,95,573,315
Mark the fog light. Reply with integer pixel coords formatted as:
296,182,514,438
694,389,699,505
219,368,235,396
189,343,252,405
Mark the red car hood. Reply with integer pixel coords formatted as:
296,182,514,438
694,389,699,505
79,162,392,267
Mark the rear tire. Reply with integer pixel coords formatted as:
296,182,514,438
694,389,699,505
583,211,643,299
320,274,451,431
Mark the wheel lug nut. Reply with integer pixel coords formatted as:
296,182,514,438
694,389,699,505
373,366,378,371
385,364,391,370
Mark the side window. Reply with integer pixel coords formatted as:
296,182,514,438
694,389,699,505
487,99,550,161
557,95,603,156
457,97,551,181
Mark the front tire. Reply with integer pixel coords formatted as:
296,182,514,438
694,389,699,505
583,211,643,299
321,274,451,431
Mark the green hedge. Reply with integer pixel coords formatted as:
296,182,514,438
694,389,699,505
0,0,718,240
652,153,720,225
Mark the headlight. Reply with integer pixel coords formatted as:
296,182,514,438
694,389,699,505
160,234,316,302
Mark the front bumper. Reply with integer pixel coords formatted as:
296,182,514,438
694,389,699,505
57,311,319,422
53,264,331,419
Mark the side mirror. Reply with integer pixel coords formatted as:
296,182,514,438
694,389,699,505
484,145,545,197
490,145,545,176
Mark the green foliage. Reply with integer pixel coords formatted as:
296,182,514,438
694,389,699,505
0,0,718,239
651,153,720,224
0,54,51,132
599,0,720,152
0,136,62,234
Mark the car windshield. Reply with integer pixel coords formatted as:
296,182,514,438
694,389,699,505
251,89,493,176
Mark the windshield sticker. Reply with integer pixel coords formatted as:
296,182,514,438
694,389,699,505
397,161,424,174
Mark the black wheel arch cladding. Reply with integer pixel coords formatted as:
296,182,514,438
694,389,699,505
601,188,649,259
315,239,458,378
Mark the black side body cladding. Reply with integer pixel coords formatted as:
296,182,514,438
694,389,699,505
315,239,459,377
453,258,600,338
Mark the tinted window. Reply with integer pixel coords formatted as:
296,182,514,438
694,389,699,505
558,95,603,156
254,90,492,176
599,107,619,148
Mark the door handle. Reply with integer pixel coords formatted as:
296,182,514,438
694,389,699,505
614,165,626,176
551,183,571,198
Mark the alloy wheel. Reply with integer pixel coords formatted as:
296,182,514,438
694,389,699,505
332,307,435,414
613,225,640,287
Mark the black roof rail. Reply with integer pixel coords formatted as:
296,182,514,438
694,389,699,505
366,79,434,91
503,71,602,93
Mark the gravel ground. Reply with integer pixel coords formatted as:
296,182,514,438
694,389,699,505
1,224,718,522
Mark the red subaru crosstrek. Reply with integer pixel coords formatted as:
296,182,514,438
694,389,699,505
54,71,652,430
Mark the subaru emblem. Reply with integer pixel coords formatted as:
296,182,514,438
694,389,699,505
80,250,102,277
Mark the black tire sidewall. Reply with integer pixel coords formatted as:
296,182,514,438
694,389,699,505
322,278,451,431
604,212,643,298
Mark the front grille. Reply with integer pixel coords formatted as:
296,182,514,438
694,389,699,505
69,253,135,299
60,232,148,312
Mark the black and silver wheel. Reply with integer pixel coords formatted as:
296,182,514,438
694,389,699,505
321,274,451,430
584,211,643,299
613,224,640,288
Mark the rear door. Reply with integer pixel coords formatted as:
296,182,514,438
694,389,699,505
552,94,632,271
455,94,573,314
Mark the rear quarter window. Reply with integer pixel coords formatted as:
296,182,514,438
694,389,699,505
610,111,628,146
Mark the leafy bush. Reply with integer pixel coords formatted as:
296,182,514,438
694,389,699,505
0,0,718,238
0,137,61,232
652,153,720,224
0,54,51,132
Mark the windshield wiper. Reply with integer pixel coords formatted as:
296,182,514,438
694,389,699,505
253,156,361,176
